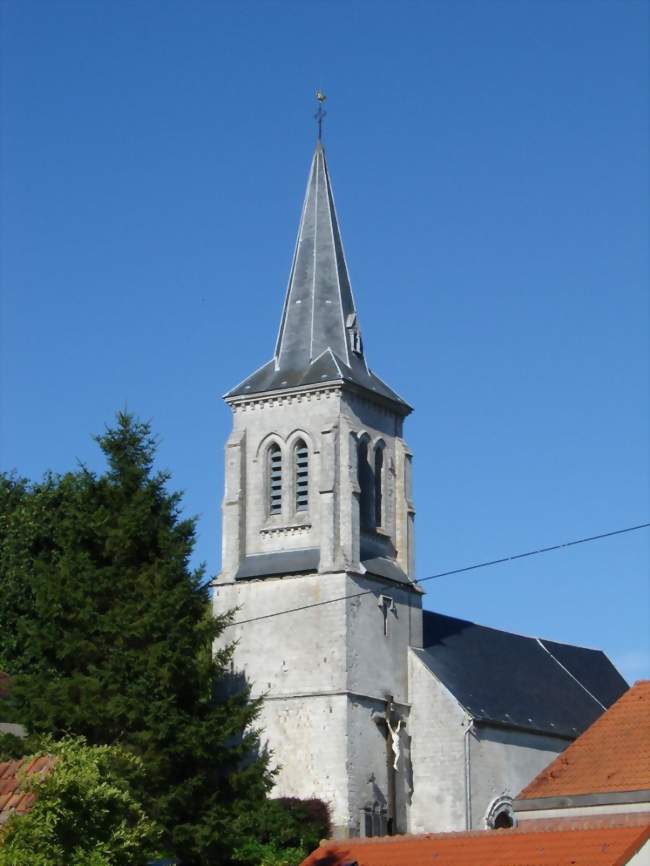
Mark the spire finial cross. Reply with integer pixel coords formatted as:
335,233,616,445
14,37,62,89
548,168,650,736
314,90,327,140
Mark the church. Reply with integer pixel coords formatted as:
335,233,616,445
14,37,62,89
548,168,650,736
213,137,627,839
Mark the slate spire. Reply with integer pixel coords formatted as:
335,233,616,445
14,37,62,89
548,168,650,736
226,142,409,413
275,140,361,373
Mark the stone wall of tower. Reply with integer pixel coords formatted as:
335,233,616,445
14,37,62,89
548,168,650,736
214,572,351,825
215,384,421,837
219,385,415,581
339,391,416,577
214,570,421,836
221,387,340,577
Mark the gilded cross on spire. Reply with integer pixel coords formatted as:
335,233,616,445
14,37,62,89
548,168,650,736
314,90,327,140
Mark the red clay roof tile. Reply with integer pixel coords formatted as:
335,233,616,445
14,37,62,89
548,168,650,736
300,818,650,866
519,680,650,799
0,755,54,825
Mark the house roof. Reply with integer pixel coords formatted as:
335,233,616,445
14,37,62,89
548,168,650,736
0,756,54,825
0,671,10,700
517,680,650,801
414,610,628,738
300,816,650,866
225,142,409,413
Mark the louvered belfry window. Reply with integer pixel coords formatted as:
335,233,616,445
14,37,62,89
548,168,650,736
269,444,283,515
358,437,372,530
294,440,309,512
374,446,384,528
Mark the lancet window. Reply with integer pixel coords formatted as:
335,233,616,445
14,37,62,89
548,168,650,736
358,436,373,530
374,443,384,528
268,443,283,515
294,440,309,512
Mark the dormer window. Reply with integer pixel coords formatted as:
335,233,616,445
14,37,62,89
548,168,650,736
346,313,363,356
268,444,283,515
294,440,309,512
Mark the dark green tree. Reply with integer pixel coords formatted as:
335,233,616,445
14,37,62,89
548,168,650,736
0,413,274,865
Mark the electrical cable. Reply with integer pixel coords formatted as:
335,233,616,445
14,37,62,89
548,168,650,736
215,522,649,628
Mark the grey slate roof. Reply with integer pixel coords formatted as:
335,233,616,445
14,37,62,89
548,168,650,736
415,610,628,739
225,143,410,413
362,556,419,588
235,549,320,580
234,550,419,589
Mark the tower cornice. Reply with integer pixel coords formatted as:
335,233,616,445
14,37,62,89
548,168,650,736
225,378,412,417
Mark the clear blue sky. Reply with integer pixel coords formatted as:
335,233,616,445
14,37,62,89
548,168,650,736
1,1,648,682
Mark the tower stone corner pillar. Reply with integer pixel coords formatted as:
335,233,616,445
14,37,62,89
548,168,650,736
220,428,246,581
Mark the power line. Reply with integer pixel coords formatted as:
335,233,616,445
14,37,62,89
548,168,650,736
416,523,650,585
218,522,650,628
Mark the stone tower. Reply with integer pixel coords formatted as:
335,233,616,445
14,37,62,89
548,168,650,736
214,141,422,838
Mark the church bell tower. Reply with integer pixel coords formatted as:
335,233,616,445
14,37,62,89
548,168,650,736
214,139,422,838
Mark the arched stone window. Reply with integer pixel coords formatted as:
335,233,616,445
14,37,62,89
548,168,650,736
294,439,309,512
493,810,514,829
485,796,515,830
374,442,385,528
358,436,373,530
268,443,283,515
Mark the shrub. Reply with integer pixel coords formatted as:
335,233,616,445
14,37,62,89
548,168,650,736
0,736,161,866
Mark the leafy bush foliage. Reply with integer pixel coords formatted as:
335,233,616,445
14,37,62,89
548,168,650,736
0,736,160,866
234,797,331,866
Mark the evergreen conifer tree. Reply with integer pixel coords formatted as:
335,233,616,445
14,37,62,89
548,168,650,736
0,413,274,865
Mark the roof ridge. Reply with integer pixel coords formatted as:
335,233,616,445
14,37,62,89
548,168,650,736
537,638,607,711
424,610,622,656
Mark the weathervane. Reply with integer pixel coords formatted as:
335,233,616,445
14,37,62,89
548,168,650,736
314,90,327,140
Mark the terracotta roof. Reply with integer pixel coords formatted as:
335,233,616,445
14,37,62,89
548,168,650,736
0,672,10,700
300,817,650,866
518,680,650,800
0,756,54,825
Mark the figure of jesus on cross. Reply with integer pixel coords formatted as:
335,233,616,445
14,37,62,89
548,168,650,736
386,715,403,771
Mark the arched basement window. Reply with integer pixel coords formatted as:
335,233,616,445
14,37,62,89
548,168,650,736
358,437,373,530
374,444,384,528
493,810,514,829
294,440,309,512
268,443,282,515
485,796,515,830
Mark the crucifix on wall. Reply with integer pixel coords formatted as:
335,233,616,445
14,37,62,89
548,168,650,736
378,594,395,637
386,715,403,771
